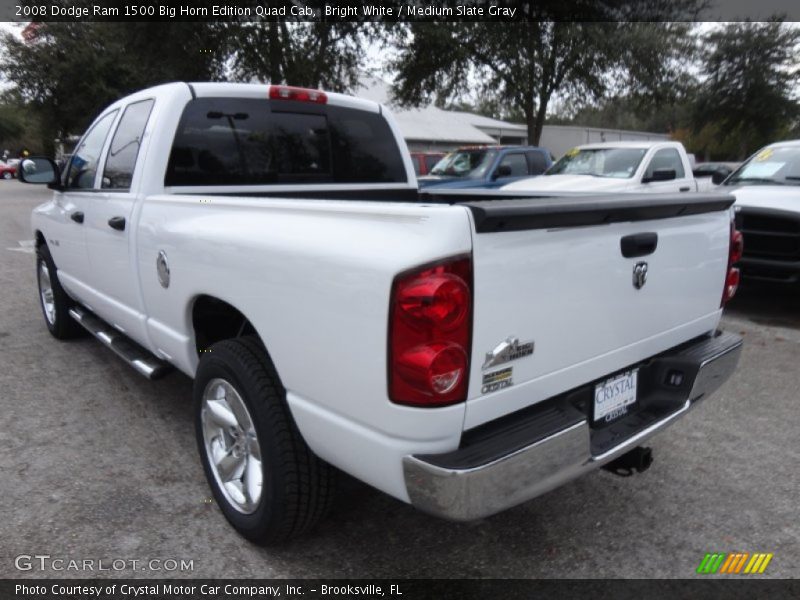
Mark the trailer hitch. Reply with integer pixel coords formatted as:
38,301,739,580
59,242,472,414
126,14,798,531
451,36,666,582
602,446,653,477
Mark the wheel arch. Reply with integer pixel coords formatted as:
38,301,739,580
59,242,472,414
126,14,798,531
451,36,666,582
190,294,264,358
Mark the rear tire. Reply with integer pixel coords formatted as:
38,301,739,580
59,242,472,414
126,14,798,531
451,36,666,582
36,243,84,339
2,172,12,180
194,336,336,543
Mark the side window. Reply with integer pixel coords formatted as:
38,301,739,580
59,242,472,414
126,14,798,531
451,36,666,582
102,99,154,190
65,110,118,189
645,149,685,179
527,151,549,175
498,153,528,177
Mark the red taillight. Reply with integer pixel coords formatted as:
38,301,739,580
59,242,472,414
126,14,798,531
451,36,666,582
396,343,468,395
722,219,743,306
389,257,472,407
397,274,469,331
268,85,327,104
730,229,743,264
723,268,740,304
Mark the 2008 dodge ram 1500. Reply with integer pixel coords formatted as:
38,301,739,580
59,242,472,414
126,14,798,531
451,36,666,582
20,82,743,543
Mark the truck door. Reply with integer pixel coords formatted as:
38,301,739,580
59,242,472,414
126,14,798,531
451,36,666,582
83,99,155,346
641,148,695,193
52,110,119,303
489,152,530,187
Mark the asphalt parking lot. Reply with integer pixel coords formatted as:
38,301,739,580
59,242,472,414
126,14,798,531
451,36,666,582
0,179,797,579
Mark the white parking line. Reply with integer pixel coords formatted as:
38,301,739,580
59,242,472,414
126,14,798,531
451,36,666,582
6,240,35,254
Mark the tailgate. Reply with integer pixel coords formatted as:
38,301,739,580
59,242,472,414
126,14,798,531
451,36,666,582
462,194,735,429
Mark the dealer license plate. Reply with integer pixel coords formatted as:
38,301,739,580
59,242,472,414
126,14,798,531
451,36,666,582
593,369,638,423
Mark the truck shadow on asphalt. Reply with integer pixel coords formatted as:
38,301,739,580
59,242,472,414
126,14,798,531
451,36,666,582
262,463,644,577
724,280,800,330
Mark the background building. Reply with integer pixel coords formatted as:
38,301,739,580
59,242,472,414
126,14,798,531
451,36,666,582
357,76,668,158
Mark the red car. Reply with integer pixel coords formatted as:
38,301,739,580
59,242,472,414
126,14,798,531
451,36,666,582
0,162,17,180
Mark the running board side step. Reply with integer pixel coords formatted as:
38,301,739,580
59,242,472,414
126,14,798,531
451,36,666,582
68,307,172,380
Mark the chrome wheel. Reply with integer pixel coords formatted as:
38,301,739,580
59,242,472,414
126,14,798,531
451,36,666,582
38,261,56,325
201,378,263,514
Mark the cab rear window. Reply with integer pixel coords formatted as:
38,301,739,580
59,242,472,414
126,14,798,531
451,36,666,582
165,98,406,186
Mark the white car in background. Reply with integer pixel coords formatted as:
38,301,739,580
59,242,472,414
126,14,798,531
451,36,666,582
721,140,800,283
502,141,713,194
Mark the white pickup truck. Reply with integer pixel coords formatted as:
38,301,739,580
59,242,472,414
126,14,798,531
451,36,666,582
720,140,800,284
501,141,714,194
20,83,743,544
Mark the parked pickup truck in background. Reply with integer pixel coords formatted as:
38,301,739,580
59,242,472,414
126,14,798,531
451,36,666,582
722,140,800,283
21,83,743,543
417,145,552,189
502,141,714,194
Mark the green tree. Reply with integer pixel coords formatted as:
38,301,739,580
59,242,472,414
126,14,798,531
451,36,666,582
389,7,703,145
550,90,695,136
691,20,800,159
0,103,25,143
1,21,226,151
226,22,377,92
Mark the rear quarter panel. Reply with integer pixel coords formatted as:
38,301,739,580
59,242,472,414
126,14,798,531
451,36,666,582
135,196,474,498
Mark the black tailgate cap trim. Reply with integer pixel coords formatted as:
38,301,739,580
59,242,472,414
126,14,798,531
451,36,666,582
463,194,735,233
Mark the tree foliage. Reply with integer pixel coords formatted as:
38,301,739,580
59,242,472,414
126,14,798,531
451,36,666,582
226,22,377,91
0,103,26,144
690,20,800,159
389,2,704,145
3,6,797,162
1,21,226,150
551,94,693,135
0,18,378,151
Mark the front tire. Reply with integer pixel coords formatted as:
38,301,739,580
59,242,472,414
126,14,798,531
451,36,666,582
2,172,12,180
194,336,336,543
36,243,84,339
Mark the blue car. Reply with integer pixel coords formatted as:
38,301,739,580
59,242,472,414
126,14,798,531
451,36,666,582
417,145,552,189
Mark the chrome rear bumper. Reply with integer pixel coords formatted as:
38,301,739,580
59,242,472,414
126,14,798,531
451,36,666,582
403,331,743,521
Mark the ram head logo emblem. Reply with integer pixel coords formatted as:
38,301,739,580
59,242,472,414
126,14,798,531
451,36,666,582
633,261,648,290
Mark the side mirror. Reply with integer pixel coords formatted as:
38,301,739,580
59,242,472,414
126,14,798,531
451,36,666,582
18,157,60,186
493,165,513,180
643,168,676,183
